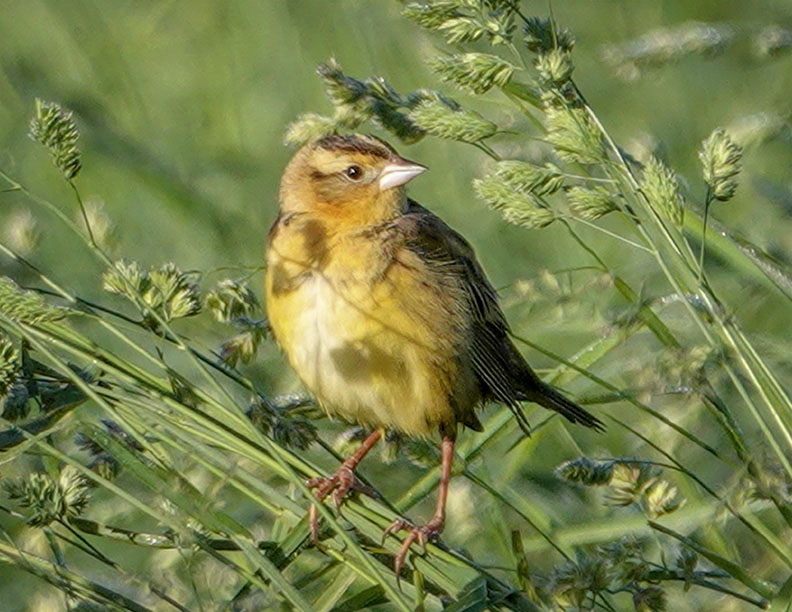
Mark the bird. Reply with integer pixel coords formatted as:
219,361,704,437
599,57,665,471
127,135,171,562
265,133,603,574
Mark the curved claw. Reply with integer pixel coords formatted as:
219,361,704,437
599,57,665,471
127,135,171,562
382,517,411,544
305,476,325,489
385,516,445,575
306,466,379,543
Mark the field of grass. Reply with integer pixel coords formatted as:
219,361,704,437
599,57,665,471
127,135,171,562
1,1,792,610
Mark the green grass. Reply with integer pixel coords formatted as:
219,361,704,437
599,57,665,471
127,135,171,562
1,1,792,610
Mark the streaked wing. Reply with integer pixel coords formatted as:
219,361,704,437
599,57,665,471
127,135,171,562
397,200,528,414
395,199,604,433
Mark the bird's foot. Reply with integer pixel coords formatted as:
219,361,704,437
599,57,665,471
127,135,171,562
383,515,445,575
306,466,377,542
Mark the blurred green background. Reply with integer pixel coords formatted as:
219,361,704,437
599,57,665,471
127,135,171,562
1,1,792,610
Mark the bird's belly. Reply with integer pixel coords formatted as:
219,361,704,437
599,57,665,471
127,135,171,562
272,272,448,437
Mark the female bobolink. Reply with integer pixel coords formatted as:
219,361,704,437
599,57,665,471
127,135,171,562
266,133,603,573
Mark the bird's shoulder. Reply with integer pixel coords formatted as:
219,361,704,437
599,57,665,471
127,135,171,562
383,199,508,331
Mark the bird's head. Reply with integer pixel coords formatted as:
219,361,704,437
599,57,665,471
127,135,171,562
279,134,427,227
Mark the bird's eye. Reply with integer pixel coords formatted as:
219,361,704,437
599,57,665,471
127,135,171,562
344,165,363,180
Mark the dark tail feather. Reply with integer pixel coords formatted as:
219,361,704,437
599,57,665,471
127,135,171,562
523,382,605,432
507,402,534,437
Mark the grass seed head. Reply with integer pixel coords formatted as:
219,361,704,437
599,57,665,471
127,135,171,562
29,99,82,180
641,156,685,226
699,128,742,201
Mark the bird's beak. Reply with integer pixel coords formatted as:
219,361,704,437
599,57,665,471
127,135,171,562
378,158,427,191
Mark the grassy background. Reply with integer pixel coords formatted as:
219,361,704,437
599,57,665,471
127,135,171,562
1,1,792,610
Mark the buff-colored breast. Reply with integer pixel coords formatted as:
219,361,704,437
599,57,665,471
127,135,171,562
266,214,472,437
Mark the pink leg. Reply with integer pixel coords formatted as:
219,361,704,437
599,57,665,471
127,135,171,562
384,435,454,575
307,429,382,542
